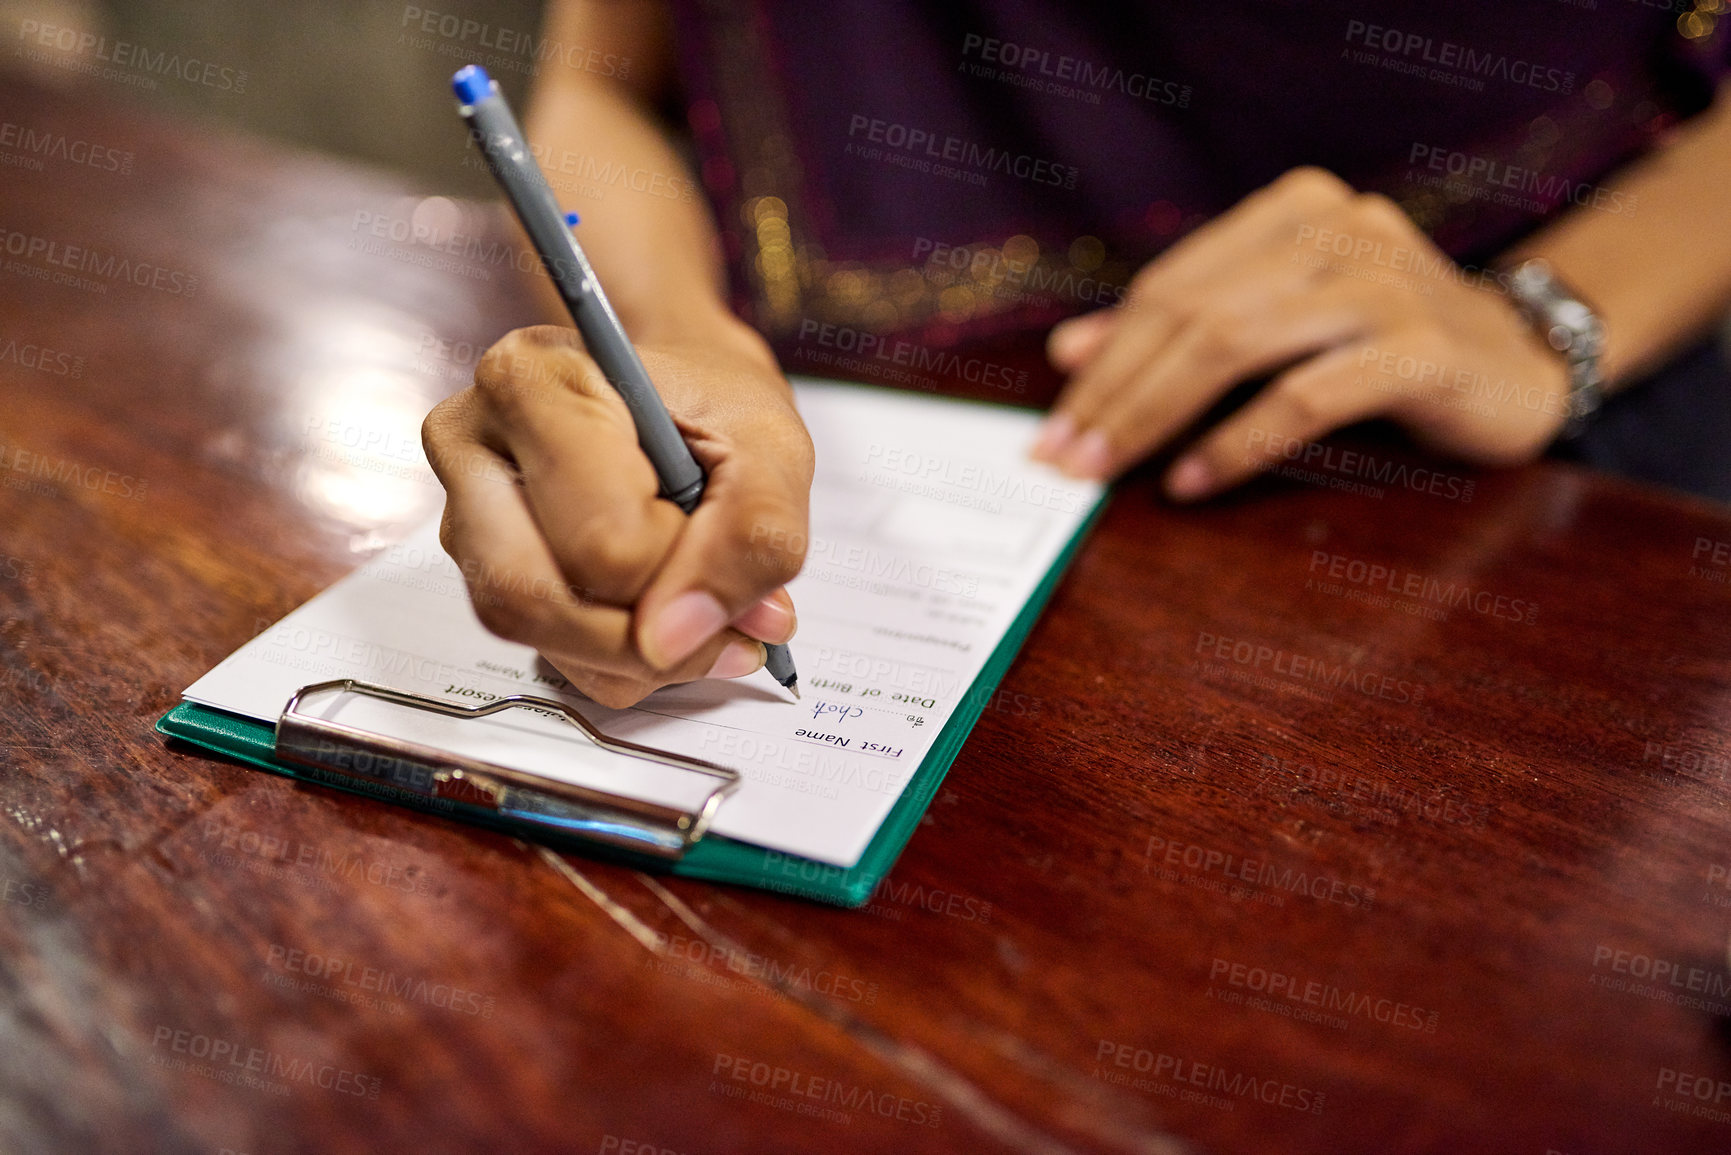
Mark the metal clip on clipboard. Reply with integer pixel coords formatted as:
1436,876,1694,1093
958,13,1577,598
274,679,740,861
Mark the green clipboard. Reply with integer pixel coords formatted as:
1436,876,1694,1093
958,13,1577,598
157,498,1107,909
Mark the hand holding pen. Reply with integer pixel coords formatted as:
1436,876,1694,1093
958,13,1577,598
422,66,814,709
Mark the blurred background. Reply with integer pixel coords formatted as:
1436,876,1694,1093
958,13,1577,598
0,0,549,194
4,0,1728,430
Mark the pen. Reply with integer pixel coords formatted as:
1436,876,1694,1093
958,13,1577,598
451,64,799,700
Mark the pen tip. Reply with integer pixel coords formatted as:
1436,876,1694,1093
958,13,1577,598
789,682,801,701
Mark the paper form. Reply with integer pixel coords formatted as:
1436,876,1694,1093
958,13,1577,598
182,378,1103,867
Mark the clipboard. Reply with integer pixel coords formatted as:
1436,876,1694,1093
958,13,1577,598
156,495,1107,908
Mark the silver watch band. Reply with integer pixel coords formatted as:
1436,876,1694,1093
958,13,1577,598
1505,258,1606,440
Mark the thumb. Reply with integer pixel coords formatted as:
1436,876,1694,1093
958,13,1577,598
634,419,813,672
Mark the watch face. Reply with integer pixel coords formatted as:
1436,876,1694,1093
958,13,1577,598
1555,299,1593,331
1513,260,1553,292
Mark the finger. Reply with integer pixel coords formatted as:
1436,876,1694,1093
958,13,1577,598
633,353,815,671
428,418,634,666
731,587,797,645
474,326,686,606
1052,272,1373,481
1034,311,1123,463
1037,299,1182,468
1164,343,1387,501
542,637,766,710
1040,168,1357,464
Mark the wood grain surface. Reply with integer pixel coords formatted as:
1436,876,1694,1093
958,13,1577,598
2,73,1730,1155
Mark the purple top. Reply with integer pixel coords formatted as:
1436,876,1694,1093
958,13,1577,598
670,1,1729,392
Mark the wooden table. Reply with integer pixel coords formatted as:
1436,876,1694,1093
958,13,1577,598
4,73,1730,1155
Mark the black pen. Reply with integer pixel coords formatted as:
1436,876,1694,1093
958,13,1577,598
452,64,799,699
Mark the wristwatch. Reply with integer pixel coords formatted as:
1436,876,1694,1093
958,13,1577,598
1504,258,1606,440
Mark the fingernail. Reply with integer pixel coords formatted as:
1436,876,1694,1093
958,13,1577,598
1048,321,1082,364
1166,456,1213,501
1030,413,1077,462
705,639,765,680
1058,429,1113,480
641,590,728,669
733,592,796,643
1049,316,1104,368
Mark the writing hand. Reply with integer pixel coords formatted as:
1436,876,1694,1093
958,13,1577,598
422,324,814,707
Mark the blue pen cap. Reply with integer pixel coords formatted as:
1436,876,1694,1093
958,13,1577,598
452,65,493,106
